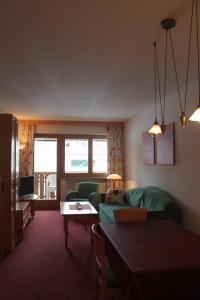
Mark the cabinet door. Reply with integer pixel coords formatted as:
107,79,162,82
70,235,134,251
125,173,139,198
0,114,18,254
0,177,4,258
10,117,18,249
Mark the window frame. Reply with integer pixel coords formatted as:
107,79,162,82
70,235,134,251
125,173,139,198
64,134,108,177
34,133,108,179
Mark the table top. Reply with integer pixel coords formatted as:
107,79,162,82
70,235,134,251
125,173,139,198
60,201,98,216
99,220,200,300
99,220,200,273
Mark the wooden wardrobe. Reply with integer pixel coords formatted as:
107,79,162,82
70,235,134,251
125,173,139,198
0,114,18,256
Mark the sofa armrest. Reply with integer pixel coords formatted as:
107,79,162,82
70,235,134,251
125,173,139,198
65,191,78,201
89,192,107,211
89,192,103,211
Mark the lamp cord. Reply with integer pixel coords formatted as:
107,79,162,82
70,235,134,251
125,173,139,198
155,42,162,122
183,0,195,112
196,0,200,105
162,29,168,123
169,30,182,112
154,43,157,121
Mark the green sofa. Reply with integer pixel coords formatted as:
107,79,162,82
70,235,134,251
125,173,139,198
91,186,182,224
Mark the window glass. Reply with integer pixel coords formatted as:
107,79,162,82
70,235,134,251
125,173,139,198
92,139,107,173
65,139,88,173
34,138,57,172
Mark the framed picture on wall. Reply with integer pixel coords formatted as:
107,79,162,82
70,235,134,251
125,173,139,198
156,123,175,165
142,131,155,165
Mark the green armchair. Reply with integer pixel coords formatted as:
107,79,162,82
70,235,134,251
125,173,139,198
65,182,100,210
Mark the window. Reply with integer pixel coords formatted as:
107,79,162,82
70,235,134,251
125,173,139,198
65,139,88,173
65,137,107,175
34,134,108,178
34,138,57,200
92,139,107,173
34,138,57,172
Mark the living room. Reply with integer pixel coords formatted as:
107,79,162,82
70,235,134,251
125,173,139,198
0,0,200,299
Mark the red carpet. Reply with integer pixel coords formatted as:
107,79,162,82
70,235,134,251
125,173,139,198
0,211,96,300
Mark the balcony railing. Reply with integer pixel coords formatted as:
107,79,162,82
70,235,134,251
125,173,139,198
34,172,57,200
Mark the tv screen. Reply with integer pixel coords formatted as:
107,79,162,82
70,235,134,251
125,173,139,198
19,175,34,197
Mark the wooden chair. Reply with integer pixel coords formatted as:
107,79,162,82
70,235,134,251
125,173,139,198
91,224,120,300
113,207,147,223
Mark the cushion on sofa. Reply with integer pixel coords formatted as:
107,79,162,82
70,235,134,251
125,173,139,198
105,189,125,204
125,188,144,207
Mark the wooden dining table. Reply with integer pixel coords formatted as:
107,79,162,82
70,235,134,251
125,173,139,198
99,220,200,300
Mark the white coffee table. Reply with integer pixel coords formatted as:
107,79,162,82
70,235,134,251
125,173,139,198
60,201,98,248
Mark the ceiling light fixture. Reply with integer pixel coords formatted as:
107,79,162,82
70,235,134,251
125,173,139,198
148,42,162,135
189,0,200,122
164,1,194,128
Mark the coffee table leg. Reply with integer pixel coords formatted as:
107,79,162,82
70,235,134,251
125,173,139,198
64,216,68,248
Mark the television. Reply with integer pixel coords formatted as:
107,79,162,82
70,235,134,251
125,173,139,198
19,175,34,197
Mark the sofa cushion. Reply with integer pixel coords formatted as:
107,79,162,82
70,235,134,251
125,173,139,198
126,188,144,207
105,189,125,204
99,203,131,223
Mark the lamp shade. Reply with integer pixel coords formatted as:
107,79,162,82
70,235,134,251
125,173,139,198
107,173,122,190
148,121,162,135
189,105,200,122
107,174,122,180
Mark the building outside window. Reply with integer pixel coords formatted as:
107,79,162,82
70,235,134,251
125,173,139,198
65,137,107,174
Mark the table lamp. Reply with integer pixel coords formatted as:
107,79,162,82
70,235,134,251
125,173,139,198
106,173,122,190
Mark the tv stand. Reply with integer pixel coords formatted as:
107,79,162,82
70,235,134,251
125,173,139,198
20,194,38,217
16,201,31,241
16,194,38,241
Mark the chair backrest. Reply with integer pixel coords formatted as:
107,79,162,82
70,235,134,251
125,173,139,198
113,207,147,223
91,224,120,299
91,224,108,290
91,224,106,257
77,182,99,198
46,174,56,187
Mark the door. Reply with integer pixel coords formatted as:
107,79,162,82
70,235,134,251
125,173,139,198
34,137,58,205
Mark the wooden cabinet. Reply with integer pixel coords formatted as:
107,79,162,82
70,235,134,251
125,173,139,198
0,114,18,256
0,177,4,258
16,201,31,241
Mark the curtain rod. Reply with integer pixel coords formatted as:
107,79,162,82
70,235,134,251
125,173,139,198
18,119,125,126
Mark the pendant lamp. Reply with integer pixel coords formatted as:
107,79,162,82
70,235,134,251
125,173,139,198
159,19,177,133
189,0,200,122
167,1,194,128
148,42,162,135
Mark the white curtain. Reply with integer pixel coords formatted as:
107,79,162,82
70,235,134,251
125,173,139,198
107,125,124,189
18,124,34,176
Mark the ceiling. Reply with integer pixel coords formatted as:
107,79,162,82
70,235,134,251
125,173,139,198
0,0,191,121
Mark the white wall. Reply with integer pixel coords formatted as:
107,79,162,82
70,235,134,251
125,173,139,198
124,81,200,235
35,124,107,135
